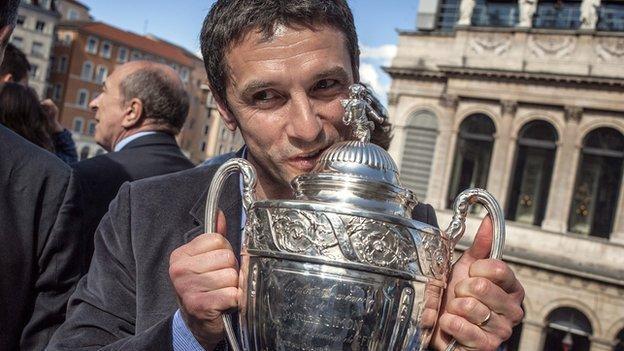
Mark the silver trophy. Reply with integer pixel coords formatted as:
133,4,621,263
205,84,505,351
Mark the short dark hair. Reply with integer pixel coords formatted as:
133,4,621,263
119,67,189,133
0,43,30,82
200,0,360,104
0,0,20,28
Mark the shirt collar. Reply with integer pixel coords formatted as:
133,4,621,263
113,131,159,152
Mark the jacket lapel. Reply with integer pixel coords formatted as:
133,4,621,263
183,167,243,256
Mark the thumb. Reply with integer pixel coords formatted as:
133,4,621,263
464,215,493,260
216,210,227,236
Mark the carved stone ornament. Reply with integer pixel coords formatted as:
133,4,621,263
440,94,459,109
565,106,583,122
528,35,577,59
501,100,518,116
580,0,601,30
469,33,512,56
595,37,624,62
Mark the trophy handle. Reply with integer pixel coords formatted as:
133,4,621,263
204,158,257,351
442,188,505,351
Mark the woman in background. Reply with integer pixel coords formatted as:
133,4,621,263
0,82,55,152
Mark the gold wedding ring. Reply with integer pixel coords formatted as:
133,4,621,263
478,310,492,327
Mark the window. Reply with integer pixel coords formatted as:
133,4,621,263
16,15,25,27
63,33,72,44
100,41,112,58
569,127,624,239
597,1,624,31
95,65,108,84
543,307,592,351
615,329,624,351
180,67,190,82
471,0,519,27
130,50,142,61
76,89,89,107
533,0,582,29
58,56,68,73
35,20,46,32
79,146,90,160
31,41,44,58
400,110,438,201
86,36,98,54
81,61,93,81
447,114,496,208
201,142,207,152
87,120,97,136
68,9,78,20
437,0,460,31
203,125,209,135
52,83,62,101
507,120,558,226
30,64,39,79
11,36,23,49
73,118,84,133
117,47,128,63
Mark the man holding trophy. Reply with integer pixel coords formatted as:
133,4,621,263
49,1,524,350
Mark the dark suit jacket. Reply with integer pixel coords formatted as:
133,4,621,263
73,132,194,268
49,162,439,350
0,125,84,350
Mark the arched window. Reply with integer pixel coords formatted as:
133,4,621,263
80,146,90,161
81,61,93,81
95,65,108,84
76,89,89,107
569,128,624,239
615,328,624,351
447,114,496,208
400,110,438,201
507,120,558,226
543,307,592,351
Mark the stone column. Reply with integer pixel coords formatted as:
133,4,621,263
590,336,616,351
386,92,405,168
429,94,459,209
542,107,582,233
580,0,601,30
457,0,476,26
486,100,517,205
518,0,538,28
610,169,624,244
518,320,545,351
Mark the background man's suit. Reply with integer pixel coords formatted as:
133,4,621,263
73,132,194,268
0,125,84,350
48,158,440,350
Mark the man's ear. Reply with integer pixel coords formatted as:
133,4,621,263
121,98,143,129
214,93,238,132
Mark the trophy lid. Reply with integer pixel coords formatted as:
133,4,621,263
291,84,418,218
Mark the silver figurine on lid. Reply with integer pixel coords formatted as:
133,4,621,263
205,84,506,351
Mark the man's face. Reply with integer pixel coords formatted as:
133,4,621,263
220,24,354,198
89,65,130,151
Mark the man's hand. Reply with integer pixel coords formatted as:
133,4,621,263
169,211,239,350
40,99,64,133
431,216,525,351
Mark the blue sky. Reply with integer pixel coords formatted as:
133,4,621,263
80,0,420,101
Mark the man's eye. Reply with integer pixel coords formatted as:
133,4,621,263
314,79,337,90
252,90,277,101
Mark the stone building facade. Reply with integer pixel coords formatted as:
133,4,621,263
10,0,60,97
386,0,624,349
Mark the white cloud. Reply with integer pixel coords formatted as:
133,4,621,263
360,44,397,65
359,62,389,103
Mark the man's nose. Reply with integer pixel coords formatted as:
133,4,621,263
88,97,98,112
287,94,323,142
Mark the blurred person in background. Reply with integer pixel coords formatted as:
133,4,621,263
0,82,55,152
73,60,194,267
0,43,78,164
0,1,85,349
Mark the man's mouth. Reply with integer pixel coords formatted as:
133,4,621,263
287,147,329,172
